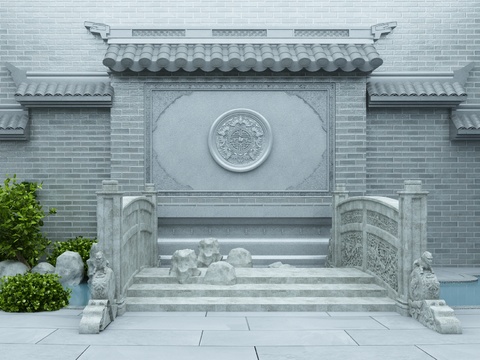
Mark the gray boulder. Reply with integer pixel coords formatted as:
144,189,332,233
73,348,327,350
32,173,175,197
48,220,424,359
31,262,56,274
226,248,253,268
197,238,222,267
0,260,29,277
55,251,84,286
204,261,237,285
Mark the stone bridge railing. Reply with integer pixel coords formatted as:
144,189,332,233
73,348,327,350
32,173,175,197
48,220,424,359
330,180,428,314
96,180,157,315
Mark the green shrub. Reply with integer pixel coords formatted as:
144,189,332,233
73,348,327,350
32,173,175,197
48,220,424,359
0,273,71,312
47,236,97,273
0,175,56,268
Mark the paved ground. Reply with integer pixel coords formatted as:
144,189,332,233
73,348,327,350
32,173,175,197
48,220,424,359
2,308,480,359
1,267,479,360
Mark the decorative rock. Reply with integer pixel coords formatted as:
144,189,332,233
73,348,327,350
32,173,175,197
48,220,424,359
79,251,117,334
170,249,201,284
0,260,29,277
204,261,237,285
268,261,295,269
226,248,253,268
55,251,84,287
408,251,462,334
31,262,55,275
197,238,222,267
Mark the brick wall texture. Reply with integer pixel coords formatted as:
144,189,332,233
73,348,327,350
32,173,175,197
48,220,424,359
1,1,479,266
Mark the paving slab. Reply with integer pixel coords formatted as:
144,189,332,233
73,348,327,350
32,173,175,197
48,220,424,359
256,345,435,360
347,328,480,346
207,311,329,317
38,328,202,346
0,327,56,344
417,344,480,360
108,315,248,330
78,346,258,360
370,315,427,330
327,311,400,317
2,344,88,360
455,314,480,328
247,316,387,330
200,330,357,346
0,314,81,328
122,311,207,317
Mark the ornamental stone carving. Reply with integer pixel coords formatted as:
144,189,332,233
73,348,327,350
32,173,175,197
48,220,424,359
341,231,363,267
408,251,462,334
366,233,398,291
208,109,272,172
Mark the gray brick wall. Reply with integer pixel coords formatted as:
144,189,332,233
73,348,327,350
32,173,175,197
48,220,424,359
0,1,479,265
367,108,480,266
0,108,111,241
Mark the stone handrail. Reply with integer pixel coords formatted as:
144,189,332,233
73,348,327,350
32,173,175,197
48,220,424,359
96,180,158,315
330,180,428,315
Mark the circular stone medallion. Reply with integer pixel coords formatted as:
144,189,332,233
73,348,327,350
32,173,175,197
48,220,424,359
208,109,272,172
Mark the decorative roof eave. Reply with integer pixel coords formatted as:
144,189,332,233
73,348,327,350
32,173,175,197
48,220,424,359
450,108,480,141
0,106,30,141
85,21,396,74
5,63,113,108
367,63,474,108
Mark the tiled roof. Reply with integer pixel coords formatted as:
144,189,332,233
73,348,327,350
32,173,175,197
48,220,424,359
450,110,480,140
102,43,383,73
0,111,29,140
15,82,113,97
367,80,468,108
14,81,114,108
452,112,480,130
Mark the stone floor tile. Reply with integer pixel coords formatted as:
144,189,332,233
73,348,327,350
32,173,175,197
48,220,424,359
0,328,56,344
453,309,480,315
39,328,202,346
247,316,386,330
417,344,480,360
108,315,248,330
370,315,427,330
122,311,207,317
0,314,81,328
456,314,480,328
201,330,356,346
0,309,83,316
1,344,88,360
256,345,435,360
327,311,400,317
347,328,480,346
78,346,258,360
206,311,329,317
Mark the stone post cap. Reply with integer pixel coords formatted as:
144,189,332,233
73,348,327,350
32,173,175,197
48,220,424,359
101,180,119,192
398,180,429,195
334,183,347,192
144,183,156,192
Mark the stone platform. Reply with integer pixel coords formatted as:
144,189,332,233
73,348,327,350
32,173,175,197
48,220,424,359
126,267,396,312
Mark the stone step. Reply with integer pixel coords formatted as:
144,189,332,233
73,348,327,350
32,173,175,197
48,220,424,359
126,296,397,312
126,283,388,298
132,267,376,285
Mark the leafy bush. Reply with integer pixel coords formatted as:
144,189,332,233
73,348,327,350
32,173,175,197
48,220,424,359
47,236,97,273
0,175,56,268
0,273,71,312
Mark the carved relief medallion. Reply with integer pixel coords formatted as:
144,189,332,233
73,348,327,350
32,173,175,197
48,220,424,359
208,109,272,172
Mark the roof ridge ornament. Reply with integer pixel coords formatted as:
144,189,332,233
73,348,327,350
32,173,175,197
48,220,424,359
84,21,110,40
371,22,397,40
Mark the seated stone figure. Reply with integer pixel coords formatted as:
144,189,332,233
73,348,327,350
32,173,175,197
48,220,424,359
169,249,201,284
197,238,222,267
91,251,116,304
408,251,461,334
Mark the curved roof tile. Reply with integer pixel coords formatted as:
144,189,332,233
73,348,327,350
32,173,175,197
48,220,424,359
102,43,383,73
367,81,467,97
15,82,113,97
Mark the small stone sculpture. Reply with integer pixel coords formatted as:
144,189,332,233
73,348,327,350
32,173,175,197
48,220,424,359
79,251,117,334
170,249,201,284
55,251,84,287
86,243,99,285
197,238,222,267
204,261,237,285
226,248,253,268
408,251,462,334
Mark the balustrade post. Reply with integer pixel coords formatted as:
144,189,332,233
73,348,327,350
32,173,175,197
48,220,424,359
142,183,158,267
96,180,124,313
331,184,349,267
397,180,428,315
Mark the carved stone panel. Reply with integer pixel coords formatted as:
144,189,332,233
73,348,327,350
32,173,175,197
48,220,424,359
366,233,398,291
341,210,363,225
367,210,398,236
145,80,334,193
341,231,363,267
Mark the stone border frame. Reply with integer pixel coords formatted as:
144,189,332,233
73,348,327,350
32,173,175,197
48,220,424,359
144,78,336,196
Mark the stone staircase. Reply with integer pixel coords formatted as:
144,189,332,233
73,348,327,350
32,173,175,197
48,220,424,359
126,267,396,312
